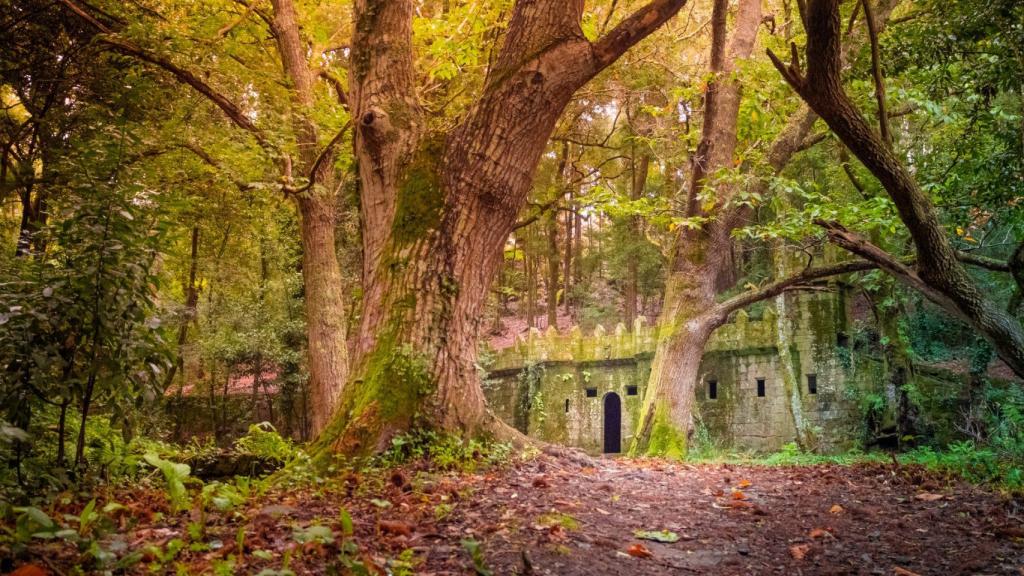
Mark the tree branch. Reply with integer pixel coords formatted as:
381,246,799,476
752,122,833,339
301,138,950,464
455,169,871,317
814,219,965,319
591,0,689,70
318,69,349,109
861,0,891,146
59,0,269,148
714,258,880,318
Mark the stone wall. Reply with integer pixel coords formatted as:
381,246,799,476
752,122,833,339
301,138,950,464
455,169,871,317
483,288,886,454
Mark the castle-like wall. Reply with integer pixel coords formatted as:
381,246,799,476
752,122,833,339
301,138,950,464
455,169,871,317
483,289,882,454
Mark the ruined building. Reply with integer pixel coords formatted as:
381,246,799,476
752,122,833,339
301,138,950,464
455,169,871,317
482,287,887,455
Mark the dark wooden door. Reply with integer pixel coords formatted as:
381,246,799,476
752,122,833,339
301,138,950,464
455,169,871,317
603,392,622,454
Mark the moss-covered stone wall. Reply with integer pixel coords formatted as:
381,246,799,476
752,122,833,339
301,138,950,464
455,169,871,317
484,289,886,454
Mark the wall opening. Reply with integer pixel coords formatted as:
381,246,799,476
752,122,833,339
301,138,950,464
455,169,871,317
807,373,818,394
565,398,570,412
756,378,766,397
603,392,622,454
626,385,638,396
585,387,598,398
708,379,718,400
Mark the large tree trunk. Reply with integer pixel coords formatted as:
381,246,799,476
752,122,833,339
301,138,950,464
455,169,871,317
320,0,689,455
296,195,349,433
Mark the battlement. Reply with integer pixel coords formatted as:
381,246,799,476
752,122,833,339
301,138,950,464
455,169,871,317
487,308,779,372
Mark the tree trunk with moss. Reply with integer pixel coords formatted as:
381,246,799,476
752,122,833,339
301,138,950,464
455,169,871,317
631,0,762,457
321,0,689,454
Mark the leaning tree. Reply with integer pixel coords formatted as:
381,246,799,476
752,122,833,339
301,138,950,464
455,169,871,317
767,0,1024,378
630,0,903,456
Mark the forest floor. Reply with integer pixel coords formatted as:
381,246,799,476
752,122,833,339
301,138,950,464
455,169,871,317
11,454,1024,576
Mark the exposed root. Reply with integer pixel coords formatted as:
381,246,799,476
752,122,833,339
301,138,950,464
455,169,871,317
483,412,596,467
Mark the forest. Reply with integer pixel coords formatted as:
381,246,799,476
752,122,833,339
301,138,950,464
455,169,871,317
1,0,1022,573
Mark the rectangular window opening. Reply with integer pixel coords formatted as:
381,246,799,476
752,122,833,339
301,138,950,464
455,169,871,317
626,385,638,396
565,398,570,412
708,380,718,400
756,378,766,397
585,388,598,398
807,374,818,395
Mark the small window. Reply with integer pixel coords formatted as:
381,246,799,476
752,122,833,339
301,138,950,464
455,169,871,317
708,379,718,400
585,388,598,398
626,385,638,396
565,398,570,412
807,374,818,395
756,378,766,397
837,332,850,348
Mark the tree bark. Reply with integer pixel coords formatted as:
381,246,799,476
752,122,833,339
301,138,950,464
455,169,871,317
163,225,200,392
320,0,689,455
563,188,574,316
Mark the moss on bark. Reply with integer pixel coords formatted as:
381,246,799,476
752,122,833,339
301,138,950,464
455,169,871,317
392,140,444,246
632,401,687,459
316,330,437,456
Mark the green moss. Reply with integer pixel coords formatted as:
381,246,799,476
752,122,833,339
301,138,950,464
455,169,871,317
640,402,687,460
315,329,437,457
392,140,444,246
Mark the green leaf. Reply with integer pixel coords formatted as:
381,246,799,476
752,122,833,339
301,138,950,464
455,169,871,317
633,529,680,543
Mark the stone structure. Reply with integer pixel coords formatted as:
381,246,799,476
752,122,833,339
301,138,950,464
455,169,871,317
483,288,887,454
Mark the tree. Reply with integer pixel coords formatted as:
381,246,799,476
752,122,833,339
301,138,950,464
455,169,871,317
322,0,688,454
629,0,911,456
767,0,1024,378
58,0,352,433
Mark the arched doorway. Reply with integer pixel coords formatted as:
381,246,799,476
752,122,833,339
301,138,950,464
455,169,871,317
603,392,622,454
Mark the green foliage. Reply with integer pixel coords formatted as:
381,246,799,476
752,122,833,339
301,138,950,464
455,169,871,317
460,538,493,576
380,430,512,472
234,422,297,463
143,453,192,513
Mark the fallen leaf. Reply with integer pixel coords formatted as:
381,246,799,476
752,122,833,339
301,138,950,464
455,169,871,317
626,543,653,558
789,543,811,560
893,568,923,576
731,490,747,500
378,520,413,536
737,479,752,488
9,565,47,576
634,529,680,543
829,504,844,514
809,527,835,539
712,488,725,497
532,476,550,488
914,493,944,502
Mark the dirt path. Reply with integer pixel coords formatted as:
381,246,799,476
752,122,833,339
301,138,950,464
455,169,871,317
10,456,1024,575
440,457,1024,575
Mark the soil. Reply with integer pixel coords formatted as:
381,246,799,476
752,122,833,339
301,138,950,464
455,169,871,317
9,455,1024,575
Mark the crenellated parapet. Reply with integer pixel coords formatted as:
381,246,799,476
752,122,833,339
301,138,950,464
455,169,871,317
488,309,781,372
